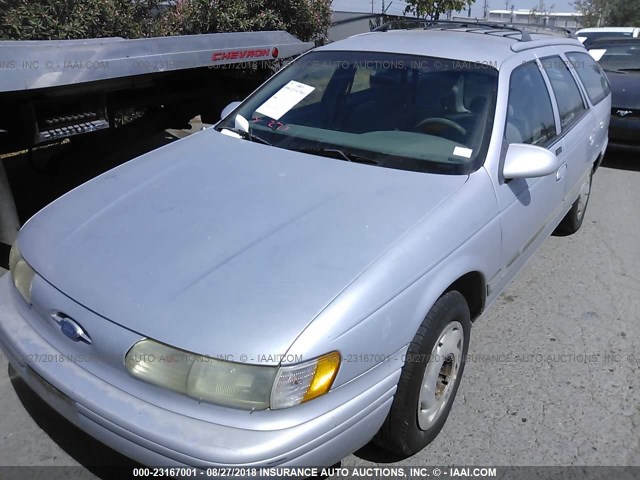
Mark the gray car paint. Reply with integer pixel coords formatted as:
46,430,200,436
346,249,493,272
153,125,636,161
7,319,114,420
19,129,467,363
0,28,610,468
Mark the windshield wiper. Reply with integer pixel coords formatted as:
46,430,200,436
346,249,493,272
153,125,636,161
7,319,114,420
295,147,379,165
217,126,272,146
618,68,640,72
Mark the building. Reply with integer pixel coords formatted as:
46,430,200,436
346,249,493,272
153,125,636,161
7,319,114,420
487,9,584,29
328,2,584,42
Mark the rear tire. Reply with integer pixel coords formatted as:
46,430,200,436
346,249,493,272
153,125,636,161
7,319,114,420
555,171,592,235
374,291,471,457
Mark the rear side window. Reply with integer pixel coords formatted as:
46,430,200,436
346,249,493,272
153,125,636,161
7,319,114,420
540,56,587,129
566,52,610,105
505,61,556,146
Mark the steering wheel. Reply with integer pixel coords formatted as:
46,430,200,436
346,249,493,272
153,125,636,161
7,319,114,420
414,117,467,140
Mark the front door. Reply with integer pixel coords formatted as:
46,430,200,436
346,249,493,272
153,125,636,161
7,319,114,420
493,60,566,294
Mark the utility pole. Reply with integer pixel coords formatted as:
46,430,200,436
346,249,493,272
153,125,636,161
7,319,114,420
483,0,489,19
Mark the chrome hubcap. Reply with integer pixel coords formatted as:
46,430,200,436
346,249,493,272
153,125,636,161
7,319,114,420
576,176,591,220
417,321,464,430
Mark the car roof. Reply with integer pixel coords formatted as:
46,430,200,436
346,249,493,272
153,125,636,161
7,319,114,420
316,29,584,67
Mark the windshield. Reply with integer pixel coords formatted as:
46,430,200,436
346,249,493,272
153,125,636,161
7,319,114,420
593,43,640,71
217,51,498,175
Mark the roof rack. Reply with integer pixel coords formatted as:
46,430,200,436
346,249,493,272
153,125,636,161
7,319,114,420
372,19,532,41
502,24,577,39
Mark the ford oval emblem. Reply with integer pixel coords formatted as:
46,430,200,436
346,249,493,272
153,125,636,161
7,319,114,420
53,314,91,344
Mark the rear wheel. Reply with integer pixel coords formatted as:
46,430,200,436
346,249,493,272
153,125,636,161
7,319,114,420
375,291,471,457
555,172,592,235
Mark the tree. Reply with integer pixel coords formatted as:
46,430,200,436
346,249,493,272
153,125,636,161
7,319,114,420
404,0,475,20
0,0,159,40
573,0,640,27
603,0,640,26
573,0,605,27
0,0,332,42
157,0,331,42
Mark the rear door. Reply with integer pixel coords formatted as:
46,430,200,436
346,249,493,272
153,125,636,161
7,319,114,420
565,51,611,160
539,55,592,205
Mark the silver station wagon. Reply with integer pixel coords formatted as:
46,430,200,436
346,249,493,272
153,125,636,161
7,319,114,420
0,21,611,468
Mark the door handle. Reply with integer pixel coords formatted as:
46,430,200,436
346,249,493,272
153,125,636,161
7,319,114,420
556,163,567,181
555,146,563,155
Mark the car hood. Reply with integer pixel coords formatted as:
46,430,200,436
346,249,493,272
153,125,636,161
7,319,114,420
19,130,467,362
606,70,640,110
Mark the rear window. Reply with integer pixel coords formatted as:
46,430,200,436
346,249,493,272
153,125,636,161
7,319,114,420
593,43,640,72
581,31,635,48
566,52,610,105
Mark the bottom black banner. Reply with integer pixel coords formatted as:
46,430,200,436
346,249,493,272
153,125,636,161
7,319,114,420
0,466,637,480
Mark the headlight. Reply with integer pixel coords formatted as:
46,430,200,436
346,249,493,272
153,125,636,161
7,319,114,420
9,242,35,305
125,339,340,410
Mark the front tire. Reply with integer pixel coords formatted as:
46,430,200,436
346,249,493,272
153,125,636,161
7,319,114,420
375,291,471,457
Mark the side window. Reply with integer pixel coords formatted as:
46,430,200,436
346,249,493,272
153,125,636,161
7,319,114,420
566,51,610,105
541,56,587,129
505,61,556,146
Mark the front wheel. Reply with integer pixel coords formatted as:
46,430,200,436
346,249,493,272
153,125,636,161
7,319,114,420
555,172,593,235
374,291,471,457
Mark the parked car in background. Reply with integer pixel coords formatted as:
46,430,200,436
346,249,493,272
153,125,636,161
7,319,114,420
577,27,640,48
0,21,610,468
589,38,640,151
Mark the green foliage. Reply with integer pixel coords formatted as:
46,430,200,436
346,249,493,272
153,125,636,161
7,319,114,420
573,0,600,27
574,0,640,27
155,0,331,41
0,0,158,40
403,0,475,19
0,0,332,41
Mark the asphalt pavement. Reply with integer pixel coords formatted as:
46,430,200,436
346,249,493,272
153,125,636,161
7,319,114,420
0,144,638,476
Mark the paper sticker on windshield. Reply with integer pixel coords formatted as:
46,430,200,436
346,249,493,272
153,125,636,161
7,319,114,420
453,146,473,158
255,81,315,120
589,49,606,61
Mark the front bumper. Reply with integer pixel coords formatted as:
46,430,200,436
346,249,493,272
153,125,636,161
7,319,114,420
0,274,399,467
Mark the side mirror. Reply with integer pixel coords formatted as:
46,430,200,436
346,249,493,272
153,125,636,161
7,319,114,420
503,143,560,180
220,101,242,120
